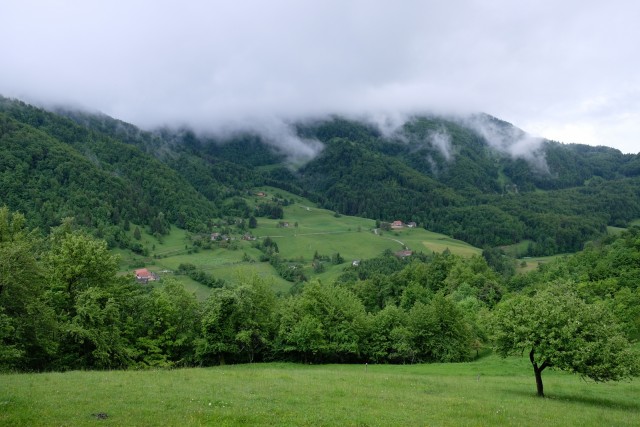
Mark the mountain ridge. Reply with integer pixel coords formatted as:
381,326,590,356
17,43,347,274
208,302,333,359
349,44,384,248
2,95,639,256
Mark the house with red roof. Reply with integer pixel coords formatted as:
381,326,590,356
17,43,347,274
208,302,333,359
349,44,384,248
134,268,157,284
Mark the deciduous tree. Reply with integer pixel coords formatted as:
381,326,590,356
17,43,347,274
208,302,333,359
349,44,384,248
492,282,639,397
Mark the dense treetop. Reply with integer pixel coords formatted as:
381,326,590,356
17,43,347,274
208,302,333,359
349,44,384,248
1,205,638,375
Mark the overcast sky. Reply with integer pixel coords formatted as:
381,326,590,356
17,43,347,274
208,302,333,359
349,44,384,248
2,1,639,153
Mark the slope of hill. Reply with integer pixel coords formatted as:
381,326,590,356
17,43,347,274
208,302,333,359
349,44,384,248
0,97,220,246
294,115,640,253
116,187,482,298
2,95,640,255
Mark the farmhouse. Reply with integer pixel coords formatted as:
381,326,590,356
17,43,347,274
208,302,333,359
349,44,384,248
394,250,413,258
391,220,404,229
407,221,417,228
134,268,157,284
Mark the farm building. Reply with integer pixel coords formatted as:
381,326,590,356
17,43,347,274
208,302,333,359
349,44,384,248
394,250,413,258
134,268,158,284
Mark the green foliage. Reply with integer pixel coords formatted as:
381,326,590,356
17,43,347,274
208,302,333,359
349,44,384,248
492,282,639,396
47,231,118,298
408,294,472,362
365,305,413,363
276,281,368,363
255,202,284,219
177,263,225,288
135,279,200,368
510,227,640,340
2,203,640,378
0,98,218,236
197,276,276,364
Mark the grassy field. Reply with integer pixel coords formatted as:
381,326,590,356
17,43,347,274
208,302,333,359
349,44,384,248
607,225,627,235
2,354,638,426
115,190,482,298
515,255,567,274
114,195,637,297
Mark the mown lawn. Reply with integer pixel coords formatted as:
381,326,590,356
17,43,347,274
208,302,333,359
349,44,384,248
2,355,638,426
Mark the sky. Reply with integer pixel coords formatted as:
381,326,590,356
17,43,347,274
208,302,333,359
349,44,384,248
1,0,639,154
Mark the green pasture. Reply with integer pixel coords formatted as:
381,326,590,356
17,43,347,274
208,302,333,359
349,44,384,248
608,225,627,235
255,202,480,261
515,255,567,274
501,240,532,258
113,192,482,297
2,354,637,426
115,224,192,271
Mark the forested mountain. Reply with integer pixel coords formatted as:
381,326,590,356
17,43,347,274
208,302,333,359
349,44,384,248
296,115,640,254
2,96,640,255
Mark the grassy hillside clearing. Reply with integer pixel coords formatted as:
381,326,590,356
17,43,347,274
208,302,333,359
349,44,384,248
2,355,637,426
116,190,481,297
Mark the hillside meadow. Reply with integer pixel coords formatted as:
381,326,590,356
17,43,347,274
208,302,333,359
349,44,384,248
2,354,638,426
117,188,481,297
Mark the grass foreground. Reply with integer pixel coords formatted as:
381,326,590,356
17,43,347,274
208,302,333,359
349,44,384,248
1,354,638,426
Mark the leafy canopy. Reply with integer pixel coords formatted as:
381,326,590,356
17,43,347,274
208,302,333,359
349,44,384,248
492,282,639,396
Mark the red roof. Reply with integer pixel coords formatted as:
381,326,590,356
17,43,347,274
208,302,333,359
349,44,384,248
135,268,152,279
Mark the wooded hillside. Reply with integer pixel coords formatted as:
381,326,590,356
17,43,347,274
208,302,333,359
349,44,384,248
2,95,640,255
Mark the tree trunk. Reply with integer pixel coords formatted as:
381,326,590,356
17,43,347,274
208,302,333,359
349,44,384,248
533,364,544,397
529,349,548,397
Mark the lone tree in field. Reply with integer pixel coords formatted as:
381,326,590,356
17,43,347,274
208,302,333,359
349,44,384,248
492,282,639,397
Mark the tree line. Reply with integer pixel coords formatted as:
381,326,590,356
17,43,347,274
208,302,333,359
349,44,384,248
2,206,638,392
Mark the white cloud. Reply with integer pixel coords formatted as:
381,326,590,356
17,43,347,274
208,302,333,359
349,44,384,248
1,0,639,154
464,115,549,172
